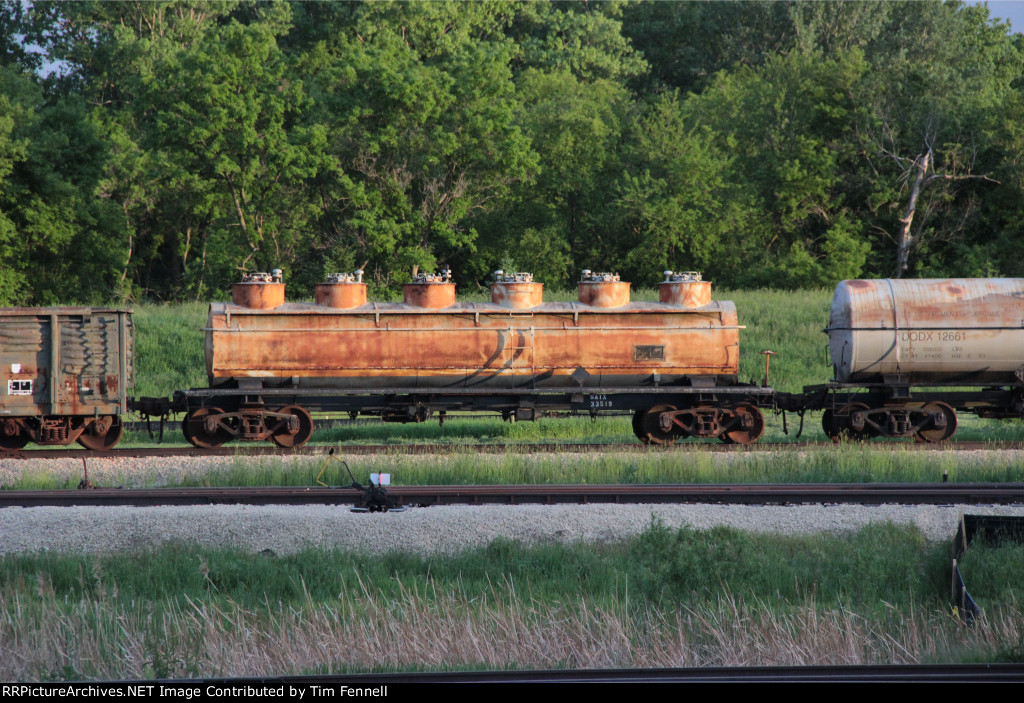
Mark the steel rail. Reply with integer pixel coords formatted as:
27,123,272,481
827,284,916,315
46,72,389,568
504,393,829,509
4,482,1024,509
178,663,1024,684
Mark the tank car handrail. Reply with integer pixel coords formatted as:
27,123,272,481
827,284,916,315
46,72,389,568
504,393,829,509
827,325,1024,331
211,301,735,313
202,325,748,333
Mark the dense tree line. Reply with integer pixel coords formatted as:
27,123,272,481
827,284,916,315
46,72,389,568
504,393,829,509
1,0,1023,304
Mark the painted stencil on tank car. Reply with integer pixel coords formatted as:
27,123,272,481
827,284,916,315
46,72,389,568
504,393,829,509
634,345,665,361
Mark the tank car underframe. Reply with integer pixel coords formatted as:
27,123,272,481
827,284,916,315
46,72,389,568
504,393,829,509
794,382,1024,442
160,384,776,448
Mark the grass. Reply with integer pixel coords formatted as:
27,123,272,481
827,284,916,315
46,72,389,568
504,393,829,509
958,539,1024,603
4,440,1023,490
3,522,1024,679
131,302,208,399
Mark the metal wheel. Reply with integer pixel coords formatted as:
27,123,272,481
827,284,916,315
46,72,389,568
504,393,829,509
841,402,873,440
77,416,125,450
0,420,29,452
821,408,840,441
631,410,647,442
916,401,958,443
639,404,680,446
182,407,233,449
823,403,872,441
720,402,765,445
270,405,314,448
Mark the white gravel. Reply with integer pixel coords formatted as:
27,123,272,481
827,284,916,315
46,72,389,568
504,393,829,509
3,502,1024,556
2,452,1023,555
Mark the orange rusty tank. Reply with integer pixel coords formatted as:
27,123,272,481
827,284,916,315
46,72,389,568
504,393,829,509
232,270,285,310
659,271,712,308
205,270,740,390
403,269,456,308
491,271,544,309
577,270,631,308
315,271,367,309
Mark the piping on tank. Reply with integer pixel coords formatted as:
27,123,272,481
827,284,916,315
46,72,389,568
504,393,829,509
232,270,285,309
490,271,544,309
404,267,455,308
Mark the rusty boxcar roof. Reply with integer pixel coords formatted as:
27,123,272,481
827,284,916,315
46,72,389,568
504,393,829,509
0,307,133,315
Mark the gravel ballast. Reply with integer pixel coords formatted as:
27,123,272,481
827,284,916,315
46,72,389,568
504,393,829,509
3,502,1024,556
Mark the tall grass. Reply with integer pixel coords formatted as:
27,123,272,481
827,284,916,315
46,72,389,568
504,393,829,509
7,588,1022,679
3,523,1024,679
132,303,208,399
4,443,1023,490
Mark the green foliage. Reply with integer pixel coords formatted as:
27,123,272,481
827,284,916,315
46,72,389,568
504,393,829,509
613,93,743,284
139,8,321,297
305,1,536,289
630,520,943,607
4,0,1024,301
683,48,872,287
0,522,963,616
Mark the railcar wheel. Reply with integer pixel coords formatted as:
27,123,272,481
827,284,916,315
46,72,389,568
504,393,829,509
823,403,872,441
841,402,874,440
821,408,840,441
76,416,125,450
639,405,680,446
631,410,647,442
720,402,765,445
270,405,314,448
0,420,29,452
182,407,233,449
916,402,958,443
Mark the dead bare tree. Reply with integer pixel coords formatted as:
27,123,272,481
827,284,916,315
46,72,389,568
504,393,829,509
883,128,998,277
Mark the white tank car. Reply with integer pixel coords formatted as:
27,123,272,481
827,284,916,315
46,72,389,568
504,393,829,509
827,278,1024,385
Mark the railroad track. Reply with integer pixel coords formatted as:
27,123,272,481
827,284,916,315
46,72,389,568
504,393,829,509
4,482,1024,509
5,439,1024,460
175,663,1024,684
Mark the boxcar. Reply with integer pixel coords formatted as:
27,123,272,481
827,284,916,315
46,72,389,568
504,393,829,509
0,307,133,450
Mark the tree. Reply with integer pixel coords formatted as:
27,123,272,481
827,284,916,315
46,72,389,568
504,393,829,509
682,49,872,287
610,93,747,285
139,10,320,296
789,0,1021,277
622,0,796,93
302,1,536,290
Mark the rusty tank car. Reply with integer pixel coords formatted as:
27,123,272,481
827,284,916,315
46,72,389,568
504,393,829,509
790,278,1024,442
171,269,772,448
8,273,1024,452
0,307,133,451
